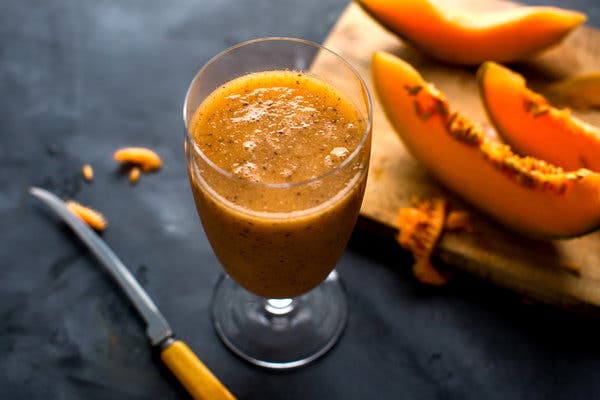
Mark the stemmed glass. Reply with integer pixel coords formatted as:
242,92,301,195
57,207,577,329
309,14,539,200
183,38,372,369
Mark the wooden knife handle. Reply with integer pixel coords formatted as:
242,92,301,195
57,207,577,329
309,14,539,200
160,340,236,400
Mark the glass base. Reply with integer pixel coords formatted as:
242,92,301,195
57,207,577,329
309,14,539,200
211,270,348,370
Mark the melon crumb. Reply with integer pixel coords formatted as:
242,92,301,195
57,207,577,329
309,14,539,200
445,210,474,233
113,147,162,172
413,258,448,286
396,197,448,286
66,200,107,231
82,164,94,182
561,261,582,275
129,167,141,185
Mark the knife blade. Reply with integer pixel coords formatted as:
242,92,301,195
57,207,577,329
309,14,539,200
29,186,235,400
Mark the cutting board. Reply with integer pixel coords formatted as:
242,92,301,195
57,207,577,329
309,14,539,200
318,2,600,312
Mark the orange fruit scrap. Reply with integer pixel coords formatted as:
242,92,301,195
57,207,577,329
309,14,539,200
561,261,582,275
66,200,107,231
113,147,162,172
445,210,474,233
82,164,94,181
396,197,448,286
129,167,141,185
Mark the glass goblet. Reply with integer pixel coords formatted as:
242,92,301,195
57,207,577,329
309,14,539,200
184,37,372,369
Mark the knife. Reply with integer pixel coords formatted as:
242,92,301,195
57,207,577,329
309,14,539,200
29,186,235,400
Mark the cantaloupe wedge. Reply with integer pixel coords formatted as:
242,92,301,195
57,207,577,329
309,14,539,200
478,61,600,172
371,51,600,238
358,0,586,65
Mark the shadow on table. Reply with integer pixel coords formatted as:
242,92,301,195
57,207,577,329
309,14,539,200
346,222,600,358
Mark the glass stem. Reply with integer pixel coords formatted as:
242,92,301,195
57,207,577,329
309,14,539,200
264,298,296,316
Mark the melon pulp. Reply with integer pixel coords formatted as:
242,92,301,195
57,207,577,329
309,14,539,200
478,61,600,172
371,51,600,238
357,0,586,65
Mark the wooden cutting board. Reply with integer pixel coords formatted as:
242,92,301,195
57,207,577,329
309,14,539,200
318,2,600,312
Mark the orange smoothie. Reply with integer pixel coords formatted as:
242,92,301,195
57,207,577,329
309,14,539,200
187,70,371,298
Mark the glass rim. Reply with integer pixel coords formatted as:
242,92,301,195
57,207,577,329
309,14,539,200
182,37,372,190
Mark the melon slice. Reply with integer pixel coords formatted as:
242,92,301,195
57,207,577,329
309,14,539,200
357,0,586,65
478,61,600,172
371,51,600,238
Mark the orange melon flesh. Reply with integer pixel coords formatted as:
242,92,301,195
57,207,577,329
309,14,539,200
478,61,600,172
371,51,600,238
358,0,586,65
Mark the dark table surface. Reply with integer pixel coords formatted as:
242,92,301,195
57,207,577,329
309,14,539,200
2,0,600,399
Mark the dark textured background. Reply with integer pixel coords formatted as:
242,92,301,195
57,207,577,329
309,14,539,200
2,0,600,399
